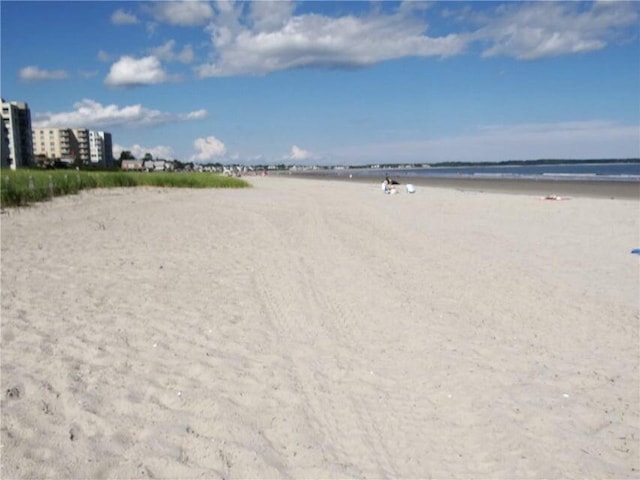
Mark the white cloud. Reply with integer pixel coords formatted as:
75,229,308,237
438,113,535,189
176,45,195,63
191,136,227,161
184,109,208,120
194,1,638,77
473,2,638,59
19,66,69,82
249,1,295,32
148,40,195,63
147,1,214,26
33,99,208,129
104,55,175,87
285,145,314,161
197,5,465,77
330,121,640,164
114,143,175,160
111,9,139,25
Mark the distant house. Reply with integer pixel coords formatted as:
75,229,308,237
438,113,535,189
152,160,167,171
121,159,143,171
143,159,169,171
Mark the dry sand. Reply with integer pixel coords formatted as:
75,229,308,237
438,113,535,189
1,176,638,479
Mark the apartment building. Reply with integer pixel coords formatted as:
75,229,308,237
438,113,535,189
33,128,72,160
1,114,10,167
33,128,111,166
1,99,34,169
89,131,114,167
71,129,90,164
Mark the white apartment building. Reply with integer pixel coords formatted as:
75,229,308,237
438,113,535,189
1,99,34,169
89,131,114,167
1,115,10,167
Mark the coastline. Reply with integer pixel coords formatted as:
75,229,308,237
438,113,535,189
283,171,640,199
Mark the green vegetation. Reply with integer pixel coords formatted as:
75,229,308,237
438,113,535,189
0,169,249,208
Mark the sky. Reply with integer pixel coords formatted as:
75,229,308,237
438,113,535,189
1,0,639,165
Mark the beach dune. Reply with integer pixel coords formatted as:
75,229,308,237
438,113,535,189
1,176,638,478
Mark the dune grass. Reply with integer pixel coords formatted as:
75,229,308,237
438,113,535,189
0,169,249,208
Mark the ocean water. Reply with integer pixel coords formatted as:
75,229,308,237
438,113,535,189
365,162,640,182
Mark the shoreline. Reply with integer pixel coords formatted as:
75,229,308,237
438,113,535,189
281,171,640,199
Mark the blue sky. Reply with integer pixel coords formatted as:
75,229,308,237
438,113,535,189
1,1,639,165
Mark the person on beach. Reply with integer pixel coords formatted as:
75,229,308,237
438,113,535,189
382,178,398,194
385,174,399,185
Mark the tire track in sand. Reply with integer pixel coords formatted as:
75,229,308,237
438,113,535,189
250,195,404,478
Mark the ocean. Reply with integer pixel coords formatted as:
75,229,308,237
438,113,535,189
356,162,640,183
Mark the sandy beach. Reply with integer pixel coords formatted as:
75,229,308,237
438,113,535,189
1,176,638,479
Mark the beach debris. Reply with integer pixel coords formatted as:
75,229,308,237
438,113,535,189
5,386,21,399
69,424,81,441
541,195,571,201
406,184,416,194
631,248,640,255
563,393,570,398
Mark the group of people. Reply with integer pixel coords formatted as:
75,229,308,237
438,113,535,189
381,174,415,194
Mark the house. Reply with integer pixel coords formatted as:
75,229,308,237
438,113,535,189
143,159,169,171
121,159,143,171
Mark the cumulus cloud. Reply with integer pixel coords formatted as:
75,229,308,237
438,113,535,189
193,1,638,77
19,66,69,82
148,40,195,63
113,143,175,160
471,1,638,59
191,136,227,161
33,99,208,129
104,55,176,87
249,1,295,32
197,6,465,77
285,145,314,161
111,9,139,25
146,1,214,26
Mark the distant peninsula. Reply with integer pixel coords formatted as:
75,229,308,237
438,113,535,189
346,158,640,170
